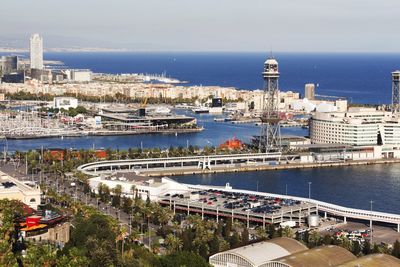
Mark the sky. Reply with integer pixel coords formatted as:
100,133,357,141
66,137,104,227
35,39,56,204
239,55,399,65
1,0,399,52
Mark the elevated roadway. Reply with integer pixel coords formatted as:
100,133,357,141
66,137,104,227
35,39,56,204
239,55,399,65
77,152,296,174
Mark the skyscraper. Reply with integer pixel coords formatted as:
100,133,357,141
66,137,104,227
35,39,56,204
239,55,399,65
305,83,315,100
30,34,43,69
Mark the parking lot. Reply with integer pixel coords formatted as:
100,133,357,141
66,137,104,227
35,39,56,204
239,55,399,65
161,188,317,225
321,221,400,245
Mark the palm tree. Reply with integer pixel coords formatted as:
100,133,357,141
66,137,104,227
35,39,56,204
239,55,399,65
308,231,321,247
130,185,136,199
281,226,294,238
158,208,173,226
164,233,183,254
255,227,268,240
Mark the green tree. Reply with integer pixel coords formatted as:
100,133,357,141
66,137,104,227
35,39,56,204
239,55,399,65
372,243,381,253
57,247,89,267
241,228,249,245
281,226,294,238
308,231,321,248
165,234,183,254
229,232,241,249
223,219,232,238
159,251,211,267
363,239,372,255
209,236,220,255
268,224,276,239
112,184,122,207
66,213,119,266
352,241,361,256
392,240,400,259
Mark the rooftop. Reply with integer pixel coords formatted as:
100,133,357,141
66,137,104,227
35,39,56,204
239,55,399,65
275,245,356,266
210,238,307,266
337,253,400,267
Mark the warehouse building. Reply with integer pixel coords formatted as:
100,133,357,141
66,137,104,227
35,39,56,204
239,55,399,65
209,238,400,267
261,245,356,267
209,238,308,267
336,253,400,267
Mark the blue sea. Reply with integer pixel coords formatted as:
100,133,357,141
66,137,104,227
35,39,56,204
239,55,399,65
2,52,400,213
3,52,400,104
42,52,400,105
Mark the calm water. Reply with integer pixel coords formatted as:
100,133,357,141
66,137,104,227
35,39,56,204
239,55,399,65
2,52,400,213
2,111,306,152
43,52,400,104
174,164,400,214
3,52,400,104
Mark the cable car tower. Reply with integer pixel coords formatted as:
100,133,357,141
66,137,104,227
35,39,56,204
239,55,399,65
259,57,281,152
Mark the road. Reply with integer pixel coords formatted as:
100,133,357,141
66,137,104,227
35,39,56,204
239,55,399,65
0,160,158,248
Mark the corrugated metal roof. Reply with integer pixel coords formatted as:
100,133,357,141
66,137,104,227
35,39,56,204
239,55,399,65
210,238,308,266
275,245,356,267
337,253,400,267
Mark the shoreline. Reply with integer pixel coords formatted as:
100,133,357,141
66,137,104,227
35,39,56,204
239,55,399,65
5,127,203,140
142,158,400,177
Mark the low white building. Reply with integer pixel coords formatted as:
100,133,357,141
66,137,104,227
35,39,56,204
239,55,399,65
53,97,78,110
88,175,190,201
0,172,41,209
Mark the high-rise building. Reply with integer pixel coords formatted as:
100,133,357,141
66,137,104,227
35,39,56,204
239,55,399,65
305,83,315,100
30,33,43,69
0,56,18,76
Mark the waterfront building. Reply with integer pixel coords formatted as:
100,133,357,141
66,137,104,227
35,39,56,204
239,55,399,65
304,83,315,100
88,175,189,201
310,107,400,147
99,107,197,129
0,171,41,209
53,97,78,109
30,33,44,69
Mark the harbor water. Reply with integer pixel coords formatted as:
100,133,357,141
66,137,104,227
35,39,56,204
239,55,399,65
1,52,400,214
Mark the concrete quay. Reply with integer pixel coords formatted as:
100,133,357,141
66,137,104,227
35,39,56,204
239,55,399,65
5,127,203,140
141,158,400,177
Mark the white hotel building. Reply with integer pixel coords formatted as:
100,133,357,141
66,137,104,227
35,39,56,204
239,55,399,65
310,107,400,148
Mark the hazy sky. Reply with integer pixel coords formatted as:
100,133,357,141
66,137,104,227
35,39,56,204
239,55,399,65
1,0,399,52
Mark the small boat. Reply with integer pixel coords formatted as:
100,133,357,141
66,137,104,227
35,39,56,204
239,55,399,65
192,106,209,114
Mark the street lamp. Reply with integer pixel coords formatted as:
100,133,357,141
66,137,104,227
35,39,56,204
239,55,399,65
370,200,374,244
308,182,312,200
148,211,154,249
